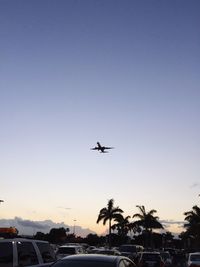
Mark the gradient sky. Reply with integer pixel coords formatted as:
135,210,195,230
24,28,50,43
0,0,200,236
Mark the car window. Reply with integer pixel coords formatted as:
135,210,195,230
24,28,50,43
190,255,200,261
17,241,39,266
0,242,13,267
36,242,55,263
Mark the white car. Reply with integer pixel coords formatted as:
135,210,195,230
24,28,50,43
0,238,56,267
56,245,84,259
187,252,200,267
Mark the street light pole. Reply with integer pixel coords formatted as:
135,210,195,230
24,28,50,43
73,219,76,236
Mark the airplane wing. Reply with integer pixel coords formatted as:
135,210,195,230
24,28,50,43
91,143,114,152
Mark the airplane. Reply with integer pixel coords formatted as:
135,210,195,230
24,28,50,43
91,142,114,153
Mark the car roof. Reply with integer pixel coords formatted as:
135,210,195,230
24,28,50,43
120,244,137,247
59,245,81,248
189,252,200,255
142,252,161,254
60,254,126,263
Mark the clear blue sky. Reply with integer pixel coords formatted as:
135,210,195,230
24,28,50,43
0,0,199,236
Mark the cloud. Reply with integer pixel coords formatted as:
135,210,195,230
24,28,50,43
160,219,185,225
159,219,185,232
0,217,96,237
57,207,71,210
15,217,49,229
190,182,200,188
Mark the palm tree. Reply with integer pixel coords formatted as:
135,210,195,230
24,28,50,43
96,199,123,248
128,221,142,238
184,205,200,248
112,215,130,239
132,205,163,247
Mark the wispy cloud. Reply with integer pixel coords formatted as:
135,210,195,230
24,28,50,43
57,207,71,210
190,182,200,188
160,219,185,225
159,219,185,229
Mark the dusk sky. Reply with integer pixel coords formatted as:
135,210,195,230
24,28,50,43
0,0,199,237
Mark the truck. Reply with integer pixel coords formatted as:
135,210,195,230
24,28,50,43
0,238,56,267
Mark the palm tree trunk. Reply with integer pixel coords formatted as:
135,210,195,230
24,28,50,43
109,218,111,248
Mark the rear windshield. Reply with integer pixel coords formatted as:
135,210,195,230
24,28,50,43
17,241,39,266
0,242,13,267
161,253,170,259
97,250,114,255
36,242,56,262
142,254,161,261
119,246,136,252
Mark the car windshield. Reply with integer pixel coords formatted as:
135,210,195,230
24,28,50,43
190,255,200,261
57,247,76,254
52,260,115,267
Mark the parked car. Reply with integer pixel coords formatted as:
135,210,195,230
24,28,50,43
50,254,136,267
138,251,164,267
119,244,144,261
56,245,84,259
187,252,200,267
0,238,56,267
91,248,121,256
86,245,97,253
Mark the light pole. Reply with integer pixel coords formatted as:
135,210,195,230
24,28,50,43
73,219,76,236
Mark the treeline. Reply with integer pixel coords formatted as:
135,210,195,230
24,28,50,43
33,227,181,249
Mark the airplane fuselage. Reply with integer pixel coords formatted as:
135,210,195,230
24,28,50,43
91,142,114,153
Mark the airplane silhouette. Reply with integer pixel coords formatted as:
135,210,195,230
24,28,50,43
91,142,114,153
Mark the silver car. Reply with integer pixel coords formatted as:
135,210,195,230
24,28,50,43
56,245,84,259
187,252,200,267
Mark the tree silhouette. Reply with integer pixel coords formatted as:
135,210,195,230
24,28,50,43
184,205,200,248
48,227,67,244
112,215,130,242
96,198,123,248
132,205,163,247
